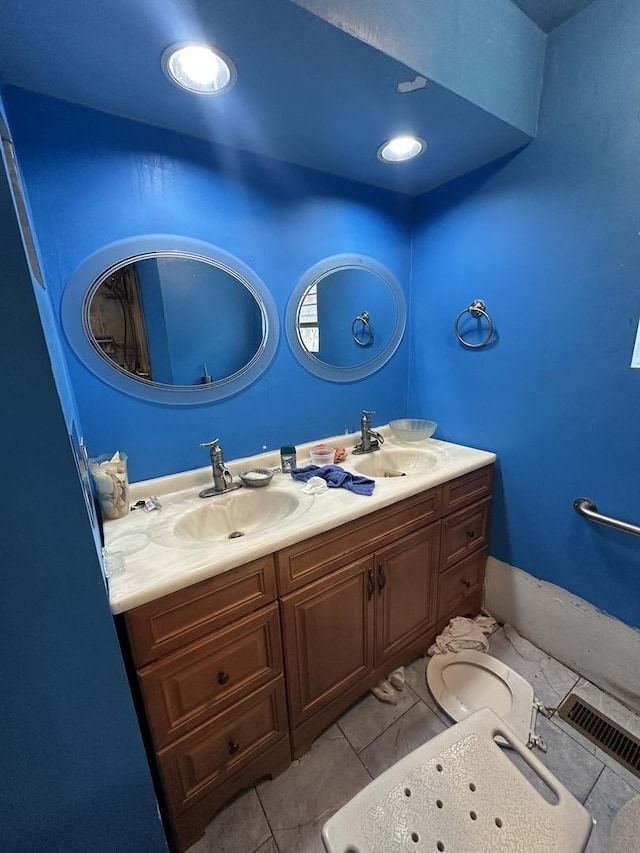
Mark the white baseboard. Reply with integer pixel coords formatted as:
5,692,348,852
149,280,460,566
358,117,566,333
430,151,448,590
484,557,640,713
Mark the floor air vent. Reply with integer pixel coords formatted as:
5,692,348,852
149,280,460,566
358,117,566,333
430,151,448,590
558,694,640,779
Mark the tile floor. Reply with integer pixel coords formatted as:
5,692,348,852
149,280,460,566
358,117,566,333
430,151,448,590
187,625,640,853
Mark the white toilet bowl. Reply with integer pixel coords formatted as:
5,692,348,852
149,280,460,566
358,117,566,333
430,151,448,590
427,649,539,746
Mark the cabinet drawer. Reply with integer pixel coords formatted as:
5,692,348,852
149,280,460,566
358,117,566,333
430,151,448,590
139,603,283,749
442,466,493,515
157,677,288,816
125,555,277,666
277,488,441,594
438,550,486,616
440,498,490,571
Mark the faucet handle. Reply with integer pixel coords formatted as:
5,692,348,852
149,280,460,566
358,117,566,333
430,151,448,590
199,438,220,449
362,410,375,417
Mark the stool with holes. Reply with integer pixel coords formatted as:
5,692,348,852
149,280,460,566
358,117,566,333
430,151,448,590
322,707,592,853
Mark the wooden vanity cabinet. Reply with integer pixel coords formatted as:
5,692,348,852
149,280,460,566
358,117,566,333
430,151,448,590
119,463,493,848
278,465,493,756
280,522,440,756
122,555,290,852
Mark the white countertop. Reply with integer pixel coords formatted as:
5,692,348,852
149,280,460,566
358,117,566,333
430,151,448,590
104,427,496,614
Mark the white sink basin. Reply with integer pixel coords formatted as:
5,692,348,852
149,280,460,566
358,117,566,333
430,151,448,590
352,447,446,478
173,489,301,542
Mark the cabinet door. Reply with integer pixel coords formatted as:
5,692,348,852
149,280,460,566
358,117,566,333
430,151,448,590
281,556,375,727
375,522,440,666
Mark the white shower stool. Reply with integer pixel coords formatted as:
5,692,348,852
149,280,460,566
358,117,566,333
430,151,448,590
322,707,592,853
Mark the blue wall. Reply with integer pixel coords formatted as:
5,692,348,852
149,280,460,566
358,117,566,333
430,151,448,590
5,88,413,482
410,0,640,628
0,88,167,851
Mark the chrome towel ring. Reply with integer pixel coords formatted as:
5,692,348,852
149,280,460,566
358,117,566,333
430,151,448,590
454,299,494,349
352,310,374,347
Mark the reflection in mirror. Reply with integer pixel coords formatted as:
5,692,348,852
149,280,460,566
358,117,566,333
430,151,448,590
286,254,406,382
88,256,262,386
62,237,279,405
296,267,398,368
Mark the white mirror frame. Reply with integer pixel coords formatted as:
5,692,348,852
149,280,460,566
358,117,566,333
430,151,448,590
62,235,279,405
285,253,406,382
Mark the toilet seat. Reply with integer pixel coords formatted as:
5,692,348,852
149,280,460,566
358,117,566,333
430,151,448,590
427,650,537,746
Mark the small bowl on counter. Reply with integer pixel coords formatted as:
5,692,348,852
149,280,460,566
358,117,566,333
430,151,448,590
389,419,437,442
238,468,275,488
309,444,336,466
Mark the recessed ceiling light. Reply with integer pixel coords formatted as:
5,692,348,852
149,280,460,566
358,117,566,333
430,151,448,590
377,135,426,163
162,43,236,94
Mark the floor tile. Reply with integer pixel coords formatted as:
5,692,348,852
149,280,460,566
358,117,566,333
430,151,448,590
553,678,640,794
403,656,453,725
255,839,279,853
489,625,580,709
186,787,271,853
359,700,447,779
256,727,371,853
337,681,419,753
504,713,604,804
585,767,639,853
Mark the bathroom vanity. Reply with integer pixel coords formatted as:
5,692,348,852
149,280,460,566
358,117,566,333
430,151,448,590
110,430,494,850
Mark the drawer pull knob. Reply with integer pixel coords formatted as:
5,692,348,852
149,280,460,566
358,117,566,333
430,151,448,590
466,530,475,539
228,740,240,756
217,670,230,685
462,579,471,588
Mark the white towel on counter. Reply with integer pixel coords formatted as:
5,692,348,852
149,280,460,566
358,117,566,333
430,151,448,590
300,475,328,495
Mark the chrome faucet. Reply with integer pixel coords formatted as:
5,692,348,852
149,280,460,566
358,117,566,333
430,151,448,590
199,438,242,498
352,409,384,455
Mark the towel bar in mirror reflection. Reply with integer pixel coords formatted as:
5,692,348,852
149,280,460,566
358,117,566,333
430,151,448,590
285,253,406,382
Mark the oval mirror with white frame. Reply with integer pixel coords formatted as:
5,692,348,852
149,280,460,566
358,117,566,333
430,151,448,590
286,254,406,381
62,236,279,405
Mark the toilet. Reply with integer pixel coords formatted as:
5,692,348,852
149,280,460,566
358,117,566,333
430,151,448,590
427,649,541,747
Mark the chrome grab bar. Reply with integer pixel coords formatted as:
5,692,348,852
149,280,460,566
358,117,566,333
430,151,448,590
573,498,640,537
